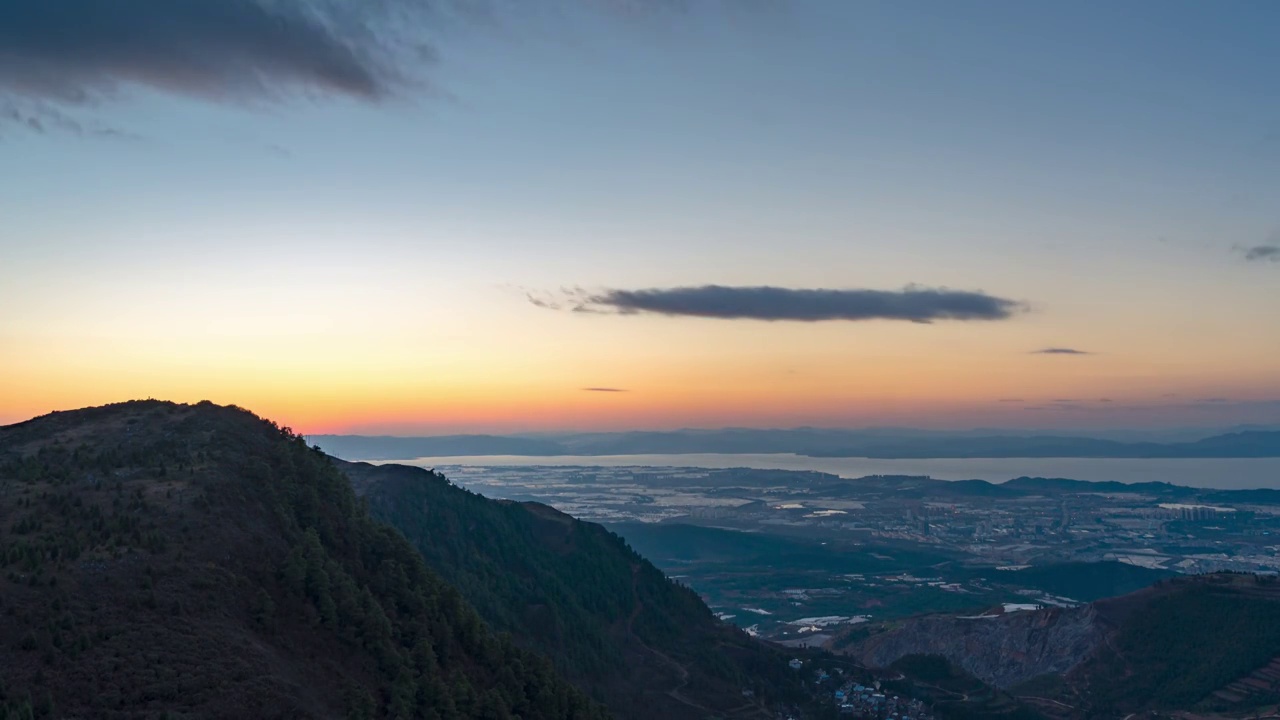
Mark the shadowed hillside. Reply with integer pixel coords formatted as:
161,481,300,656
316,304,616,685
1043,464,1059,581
1073,572,1280,714
0,401,606,720
339,460,818,720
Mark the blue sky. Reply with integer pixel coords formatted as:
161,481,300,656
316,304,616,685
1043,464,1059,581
2,0,1278,432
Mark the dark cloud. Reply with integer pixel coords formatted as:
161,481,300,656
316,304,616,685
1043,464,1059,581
0,0,712,132
583,387,628,393
0,0,414,113
1241,244,1280,263
534,285,1025,323
1031,347,1091,355
997,398,1024,403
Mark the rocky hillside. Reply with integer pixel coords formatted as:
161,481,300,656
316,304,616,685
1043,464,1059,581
0,401,606,720
339,459,816,720
841,573,1280,718
847,605,1104,688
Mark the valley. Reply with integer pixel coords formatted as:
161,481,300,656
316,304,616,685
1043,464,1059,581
2,401,1277,720
398,462,1280,646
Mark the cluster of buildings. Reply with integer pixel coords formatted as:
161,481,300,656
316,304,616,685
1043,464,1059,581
786,661,933,720
833,684,928,719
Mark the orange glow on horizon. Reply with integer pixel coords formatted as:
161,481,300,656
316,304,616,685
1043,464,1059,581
4,295,1277,434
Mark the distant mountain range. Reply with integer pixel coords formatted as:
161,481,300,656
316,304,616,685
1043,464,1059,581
310,427,1280,460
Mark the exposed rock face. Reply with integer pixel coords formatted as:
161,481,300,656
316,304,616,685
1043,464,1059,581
848,606,1106,688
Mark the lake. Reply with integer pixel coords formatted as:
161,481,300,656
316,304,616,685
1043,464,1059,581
386,453,1280,490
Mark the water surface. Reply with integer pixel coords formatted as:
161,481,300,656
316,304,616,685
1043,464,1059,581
384,453,1280,490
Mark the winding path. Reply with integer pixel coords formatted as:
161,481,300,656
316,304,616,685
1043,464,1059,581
625,564,777,718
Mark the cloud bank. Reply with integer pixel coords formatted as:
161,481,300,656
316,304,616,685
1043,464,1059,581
583,387,628,393
531,285,1025,323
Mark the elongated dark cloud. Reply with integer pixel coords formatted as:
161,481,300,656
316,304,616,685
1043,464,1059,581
1031,347,1091,355
1241,244,1280,263
533,285,1024,323
0,0,410,109
583,387,628,393
1007,397,1113,406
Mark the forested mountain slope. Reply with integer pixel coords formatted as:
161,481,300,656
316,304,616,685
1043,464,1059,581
0,401,605,720
340,460,814,720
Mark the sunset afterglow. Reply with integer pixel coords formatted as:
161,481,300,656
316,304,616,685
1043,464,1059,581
3,1,1278,434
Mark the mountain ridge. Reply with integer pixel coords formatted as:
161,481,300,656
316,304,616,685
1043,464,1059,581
0,400,607,719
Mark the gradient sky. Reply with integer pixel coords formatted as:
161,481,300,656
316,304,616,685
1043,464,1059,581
2,0,1279,433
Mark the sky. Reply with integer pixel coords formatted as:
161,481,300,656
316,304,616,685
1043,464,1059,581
2,0,1279,434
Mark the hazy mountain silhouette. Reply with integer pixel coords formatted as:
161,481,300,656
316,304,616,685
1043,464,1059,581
312,428,1280,460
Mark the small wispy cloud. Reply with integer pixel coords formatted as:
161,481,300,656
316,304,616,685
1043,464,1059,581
1009,398,1119,411
531,285,1026,323
0,99,134,138
525,291,565,311
1031,347,1091,355
1172,399,1280,413
1240,244,1280,263
1235,230,1280,263
583,387,628,393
